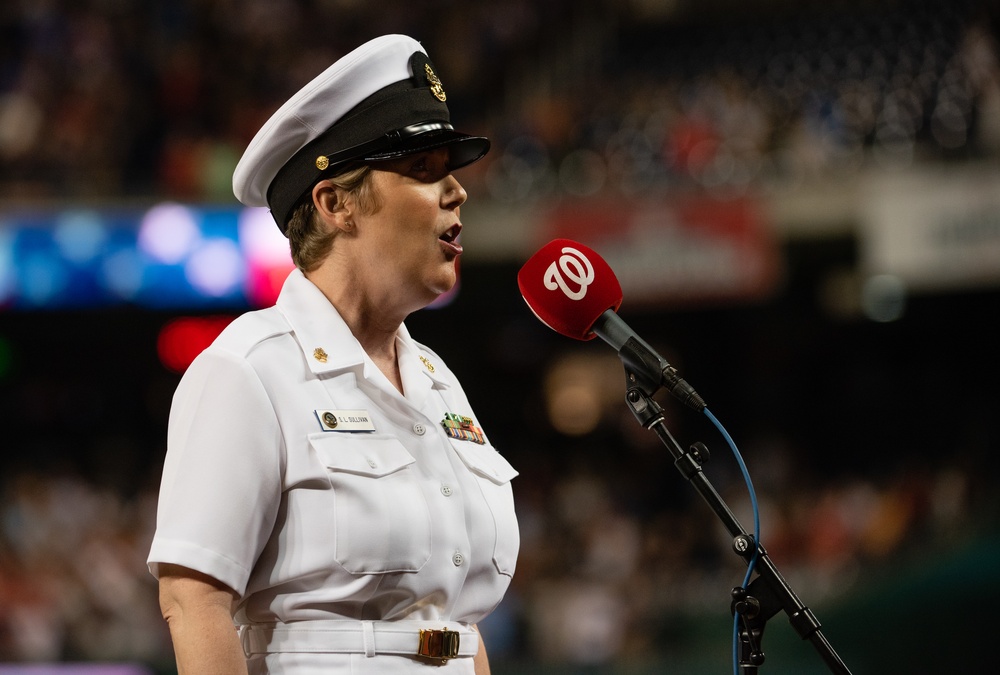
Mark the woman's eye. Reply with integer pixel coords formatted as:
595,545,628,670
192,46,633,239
406,152,448,179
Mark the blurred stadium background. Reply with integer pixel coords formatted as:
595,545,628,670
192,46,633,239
2,0,999,672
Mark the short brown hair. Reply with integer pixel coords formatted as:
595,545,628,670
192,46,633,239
285,165,380,272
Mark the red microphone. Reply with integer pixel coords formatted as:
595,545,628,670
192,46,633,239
516,239,622,341
518,239,705,411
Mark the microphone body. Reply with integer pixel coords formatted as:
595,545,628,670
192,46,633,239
592,310,706,411
518,239,705,411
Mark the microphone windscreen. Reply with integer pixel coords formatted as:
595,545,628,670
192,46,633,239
517,239,623,341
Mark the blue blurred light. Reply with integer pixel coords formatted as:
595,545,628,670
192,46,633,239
21,252,70,307
0,226,14,305
186,237,244,297
101,247,145,300
53,210,107,263
138,202,201,264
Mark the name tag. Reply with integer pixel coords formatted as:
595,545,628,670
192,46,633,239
315,409,376,432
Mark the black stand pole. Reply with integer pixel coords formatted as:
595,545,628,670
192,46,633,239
623,370,853,675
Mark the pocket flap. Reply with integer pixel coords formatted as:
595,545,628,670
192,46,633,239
308,433,416,477
448,441,519,485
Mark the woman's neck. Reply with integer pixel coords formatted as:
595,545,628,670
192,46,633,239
304,263,405,394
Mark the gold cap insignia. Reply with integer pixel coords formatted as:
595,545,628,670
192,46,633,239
425,64,447,102
313,347,328,363
315,155,330,170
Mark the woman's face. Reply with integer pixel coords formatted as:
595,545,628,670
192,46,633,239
351,147,468,311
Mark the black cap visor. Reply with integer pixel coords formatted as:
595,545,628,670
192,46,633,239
362,124,490,169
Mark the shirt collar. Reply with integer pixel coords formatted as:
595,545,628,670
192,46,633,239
274,269,451,391
275,268,366,374
396,326,451,393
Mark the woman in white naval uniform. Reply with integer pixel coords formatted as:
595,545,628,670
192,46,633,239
147,35,519,674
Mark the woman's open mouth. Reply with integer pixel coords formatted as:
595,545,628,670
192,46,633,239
439,224,463,256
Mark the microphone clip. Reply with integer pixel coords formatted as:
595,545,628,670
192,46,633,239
625,380,665,429
619,337,706,412
621,336,665,397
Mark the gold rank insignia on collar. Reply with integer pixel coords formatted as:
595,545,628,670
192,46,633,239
419,355,436,373
441,412,485,444
313,347,329,363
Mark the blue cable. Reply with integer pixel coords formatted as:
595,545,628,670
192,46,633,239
703,407,760,675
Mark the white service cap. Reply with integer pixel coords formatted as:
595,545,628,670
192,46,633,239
233,34,489,232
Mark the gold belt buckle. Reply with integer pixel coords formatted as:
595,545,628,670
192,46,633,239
417,628,460,661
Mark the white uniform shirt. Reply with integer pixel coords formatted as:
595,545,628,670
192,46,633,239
148,269,519,673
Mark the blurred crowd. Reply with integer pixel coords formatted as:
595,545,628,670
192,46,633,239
1,1,998,205
0,469,165,664
0,0,565,203
0,422,990,666
485,0,1000,201
501,455,982,664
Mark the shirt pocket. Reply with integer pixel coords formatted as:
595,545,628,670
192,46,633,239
309,433,432,575
448,441,520,577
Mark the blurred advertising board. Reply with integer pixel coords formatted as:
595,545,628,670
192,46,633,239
0,204,292,311
860,167,1000,292
540,196,782,306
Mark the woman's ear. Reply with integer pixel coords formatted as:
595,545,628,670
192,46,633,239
312,180,354,234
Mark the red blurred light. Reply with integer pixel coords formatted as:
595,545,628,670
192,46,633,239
157,316,235,373
246,262,294,307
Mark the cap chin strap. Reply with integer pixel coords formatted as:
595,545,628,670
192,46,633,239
313,121,456,173
384,121,454,143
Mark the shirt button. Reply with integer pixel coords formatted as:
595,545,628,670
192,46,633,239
440,485,453,497
366,457,378,468
452,552,465,566
413,423,426,436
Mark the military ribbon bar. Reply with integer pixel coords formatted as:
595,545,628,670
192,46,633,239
440,412,486,444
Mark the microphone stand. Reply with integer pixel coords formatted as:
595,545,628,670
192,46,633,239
620,362,853,675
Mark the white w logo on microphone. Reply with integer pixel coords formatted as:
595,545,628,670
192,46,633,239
543,246,595,301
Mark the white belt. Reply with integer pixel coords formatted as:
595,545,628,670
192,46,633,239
238,620,478,660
